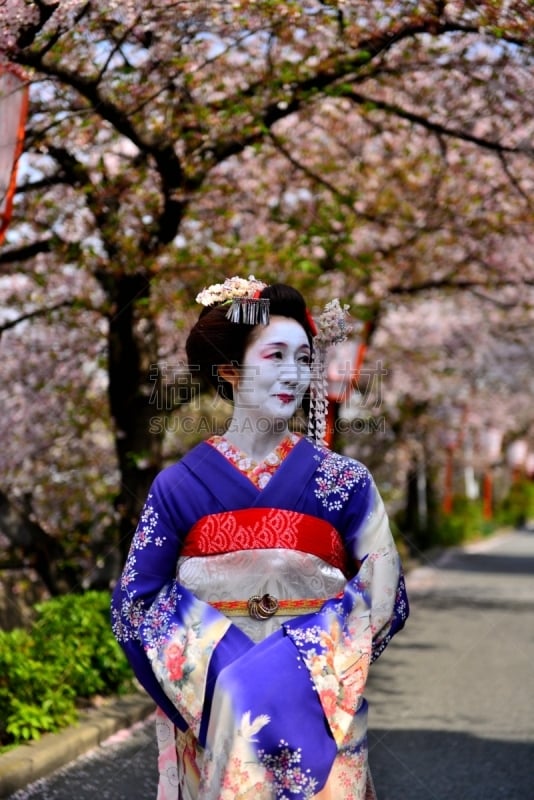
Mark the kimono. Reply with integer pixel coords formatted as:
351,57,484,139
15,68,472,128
111,433,408,800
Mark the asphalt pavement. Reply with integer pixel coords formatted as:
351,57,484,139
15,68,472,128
2,526,533,800
368,526,534,799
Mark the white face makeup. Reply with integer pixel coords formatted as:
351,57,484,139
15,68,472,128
232,316,311,423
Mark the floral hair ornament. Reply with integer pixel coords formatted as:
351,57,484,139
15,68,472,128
307,299,351,446
195,275,269,325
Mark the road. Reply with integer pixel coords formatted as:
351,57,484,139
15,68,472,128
7,527,534,800
368,526,534,799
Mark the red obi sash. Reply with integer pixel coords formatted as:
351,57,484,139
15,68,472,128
181,507,349,576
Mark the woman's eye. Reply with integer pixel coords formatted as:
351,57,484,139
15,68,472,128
298,355,311,366
266,351,283,360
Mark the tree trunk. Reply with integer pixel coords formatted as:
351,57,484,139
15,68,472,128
0,489,67,595
106,272,164,567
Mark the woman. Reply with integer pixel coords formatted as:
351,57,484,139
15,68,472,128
111,277,409,800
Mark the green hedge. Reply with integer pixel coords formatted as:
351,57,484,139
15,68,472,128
436,481,534,547
0,591,134,749
495,479,534,529
434,496,496,547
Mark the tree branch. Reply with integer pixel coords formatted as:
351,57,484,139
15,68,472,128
267,129,387,226
15,0,60,49
201,14,532,175
16,47,189,245
0,300,80,338
389,276,534,296
340,88,532,156
497,152,533,205
0,238,55,267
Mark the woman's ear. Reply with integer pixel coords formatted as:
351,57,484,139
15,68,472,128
217,364,240,389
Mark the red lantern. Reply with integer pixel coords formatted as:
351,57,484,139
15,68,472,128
480,427,503,520
507,439,529,483
0,63,29,244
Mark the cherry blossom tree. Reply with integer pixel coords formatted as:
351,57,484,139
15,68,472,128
0,0,532,591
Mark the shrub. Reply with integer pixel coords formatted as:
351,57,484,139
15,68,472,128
435,496,496,547
32,591,133,698
495,479,534,528
0,591,134,749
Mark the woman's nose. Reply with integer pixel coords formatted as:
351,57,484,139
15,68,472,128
280,362,305,385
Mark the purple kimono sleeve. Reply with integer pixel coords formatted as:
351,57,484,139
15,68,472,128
111,485,253,738
283,476,409,745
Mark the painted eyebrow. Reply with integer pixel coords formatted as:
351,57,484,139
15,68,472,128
261,341,310,350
